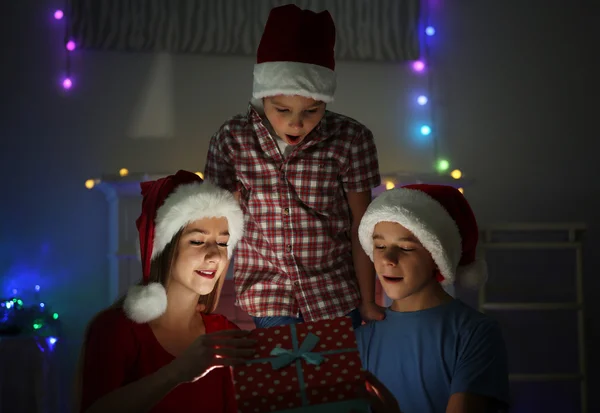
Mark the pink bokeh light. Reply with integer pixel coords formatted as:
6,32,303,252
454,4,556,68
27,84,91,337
62,78,73,90
412,60,426,72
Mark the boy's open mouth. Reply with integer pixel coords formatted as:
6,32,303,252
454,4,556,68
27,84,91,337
285,134,302,144
382,275,404,283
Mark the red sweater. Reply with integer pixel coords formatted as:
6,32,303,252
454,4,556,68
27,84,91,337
80,308,238,412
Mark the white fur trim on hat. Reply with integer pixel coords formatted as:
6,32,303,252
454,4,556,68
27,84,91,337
253,61,336,103
123,282,167,323
153,180,245,260
358,188,462,285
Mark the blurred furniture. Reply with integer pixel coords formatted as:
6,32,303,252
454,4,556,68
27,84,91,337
479,223,587,413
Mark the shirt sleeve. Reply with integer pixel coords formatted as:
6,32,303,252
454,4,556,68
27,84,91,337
340,126,381,193
204,124,238,193
79,310,138,412
451,319,510,408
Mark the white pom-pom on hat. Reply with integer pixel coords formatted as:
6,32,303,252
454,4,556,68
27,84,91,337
123,283,168,324
456,243,488,289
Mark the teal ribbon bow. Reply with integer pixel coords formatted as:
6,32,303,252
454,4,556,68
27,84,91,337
269,332,324,370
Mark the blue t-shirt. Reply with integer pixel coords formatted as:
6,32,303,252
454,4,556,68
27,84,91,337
355,299,509,413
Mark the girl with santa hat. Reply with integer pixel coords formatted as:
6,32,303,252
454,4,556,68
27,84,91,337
76,170,254,413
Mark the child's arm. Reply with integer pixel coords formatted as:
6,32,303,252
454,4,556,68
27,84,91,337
203,125,239,198
348,190,385,321
446,393,505,413
359,371,403,413
341,126,383,321
446,319,510,413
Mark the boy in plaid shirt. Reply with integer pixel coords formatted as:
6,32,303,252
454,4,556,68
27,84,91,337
204,4,383,329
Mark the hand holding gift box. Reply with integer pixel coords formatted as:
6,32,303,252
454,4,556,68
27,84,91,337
232,317,369,413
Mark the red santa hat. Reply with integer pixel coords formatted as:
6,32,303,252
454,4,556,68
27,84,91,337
358,184,487,288
123,170,245,323
253,4,337,103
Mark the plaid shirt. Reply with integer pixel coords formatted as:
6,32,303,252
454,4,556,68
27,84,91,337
204,105,380,321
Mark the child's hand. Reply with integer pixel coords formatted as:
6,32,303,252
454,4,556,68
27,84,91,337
359,301,386,322
352,371,402,413
168,330,256,383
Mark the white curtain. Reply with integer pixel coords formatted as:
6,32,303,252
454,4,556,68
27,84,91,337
68,0,421,62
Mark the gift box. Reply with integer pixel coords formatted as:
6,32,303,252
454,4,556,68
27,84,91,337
232,317,369,413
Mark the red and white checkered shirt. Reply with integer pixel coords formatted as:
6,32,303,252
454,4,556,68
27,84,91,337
204,105,380,321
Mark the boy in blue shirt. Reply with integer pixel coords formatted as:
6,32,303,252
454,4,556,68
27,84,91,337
355,184,510,413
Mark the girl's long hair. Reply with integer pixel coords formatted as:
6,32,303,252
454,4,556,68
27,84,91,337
73,229,226,412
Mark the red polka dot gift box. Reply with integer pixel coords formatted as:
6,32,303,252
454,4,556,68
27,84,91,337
232,317,369,413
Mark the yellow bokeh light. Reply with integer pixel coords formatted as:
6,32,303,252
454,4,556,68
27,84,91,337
119,168,129,177
84,179,95,189
195,171,204,179
458,187,464,194
385,180,395,190
450,169,462,179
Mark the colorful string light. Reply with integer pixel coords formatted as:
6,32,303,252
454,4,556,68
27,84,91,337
409,3,462,179
1,284,60,348
53,8,73,90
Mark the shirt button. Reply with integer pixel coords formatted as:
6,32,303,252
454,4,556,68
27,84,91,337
283,207,290,215
287,244,292,252
293,281,300,286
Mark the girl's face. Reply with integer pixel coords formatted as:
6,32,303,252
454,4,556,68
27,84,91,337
263,95,326,146
170,217,230,296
